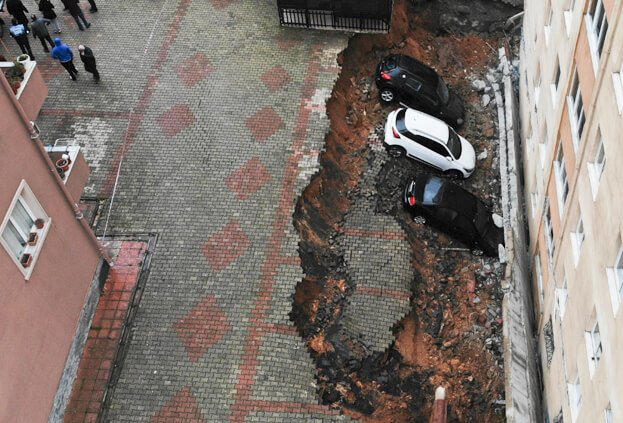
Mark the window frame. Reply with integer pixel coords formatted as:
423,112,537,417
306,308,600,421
606,244,623,316
612,63,623,114
556,274,568,319
585,0,608,74
567,374,582,422
572,215,584,266
0,180,50,280
567,69,586,150
550,59,561,108
554,145,569,214
545,203,555,265
584,318,602,377
588,133,606,199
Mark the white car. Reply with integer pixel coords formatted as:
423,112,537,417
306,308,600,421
384,108,476,178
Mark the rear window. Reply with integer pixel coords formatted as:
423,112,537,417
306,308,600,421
423,177,444,204
383,57,398,71
396,109,408,134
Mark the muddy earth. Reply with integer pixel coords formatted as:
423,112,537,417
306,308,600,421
291,1,519,421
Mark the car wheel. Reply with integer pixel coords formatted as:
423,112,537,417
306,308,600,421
445,170,464,180
413,216,426,224
471,248,484,256
380,88,396,104
387,146,406,159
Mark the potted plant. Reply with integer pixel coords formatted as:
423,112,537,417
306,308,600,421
56,158,70,172
16,54,30,64
20,253,33,268
34,218,45,229
27,232,38,246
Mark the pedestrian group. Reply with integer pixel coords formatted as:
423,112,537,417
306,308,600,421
5,0,101,83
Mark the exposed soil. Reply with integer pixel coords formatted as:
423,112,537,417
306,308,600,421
292,1,514,421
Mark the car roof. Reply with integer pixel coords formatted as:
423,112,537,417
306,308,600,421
393,54,440,86
403,109,449,142
416,175,479,214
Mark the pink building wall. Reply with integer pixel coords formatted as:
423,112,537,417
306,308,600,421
0,76,103,422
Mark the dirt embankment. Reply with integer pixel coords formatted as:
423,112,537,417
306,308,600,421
292,1,510,421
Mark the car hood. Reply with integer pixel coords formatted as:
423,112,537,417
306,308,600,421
456,136,476,172
444,90,466,126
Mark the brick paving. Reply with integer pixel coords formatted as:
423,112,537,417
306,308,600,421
339,152,413,354
64,241,148,423
7,0,360,421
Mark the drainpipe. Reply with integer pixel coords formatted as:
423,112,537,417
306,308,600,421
0,71,111,263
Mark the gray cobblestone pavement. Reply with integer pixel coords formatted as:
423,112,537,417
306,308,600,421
2,0,360,421
339,152,413,354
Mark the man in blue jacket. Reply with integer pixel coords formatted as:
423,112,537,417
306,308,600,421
51,37,78,80
9,18,34,60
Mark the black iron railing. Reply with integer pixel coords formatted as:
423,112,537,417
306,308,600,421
277,0,392,33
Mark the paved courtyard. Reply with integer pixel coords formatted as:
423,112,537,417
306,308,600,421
2,0,359,421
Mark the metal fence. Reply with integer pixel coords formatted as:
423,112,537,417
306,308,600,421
277,0,392,33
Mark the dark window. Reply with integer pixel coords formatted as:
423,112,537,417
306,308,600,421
383,57,397,71
447,129,462,158
405,77,422,93
437,79,450,104
396,109,408,133
422,178,444,204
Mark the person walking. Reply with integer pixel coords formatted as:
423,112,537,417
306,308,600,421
8,18,34,60
51,37,78,80
6,0,29,29
61,0,90,31
85,0,97,13
30,14,54,53
38,0,62,34
78,44,99,82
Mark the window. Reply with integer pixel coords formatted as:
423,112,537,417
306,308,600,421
544,7,553,46
588,133,606,198
567,69,586,149
556,274,568,319
551,60,561,107
564,0,576,36
585,318,602,376
545,203,555,264
606,245,623,315
605,404,613,423
0,181,49,279
531,192,538,217
613,63,623,113
585,0,608,72
555,146,569,212
567,374,582,422
572,216,584,265
535,253,545,310
543,317,555,367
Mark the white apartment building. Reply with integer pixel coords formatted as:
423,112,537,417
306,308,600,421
519,0,623,422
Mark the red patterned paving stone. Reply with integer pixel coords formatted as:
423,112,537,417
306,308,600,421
150,387,207,423
245,107,284,142
174,294,231,362
209,0,235,10
225,157,272,200
157,104,196,137
202,220,250,271
260,66,292,92
176,53,215,88
275,36,299,51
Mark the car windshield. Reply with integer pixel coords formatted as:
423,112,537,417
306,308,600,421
396,109,408,134
423,177,444,204
437,78,450,104
447,129,462,158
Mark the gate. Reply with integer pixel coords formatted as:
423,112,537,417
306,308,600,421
277,0,393,33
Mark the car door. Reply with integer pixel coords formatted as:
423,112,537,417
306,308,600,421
410,135,450,171
451,214,479,248
402,76,424,108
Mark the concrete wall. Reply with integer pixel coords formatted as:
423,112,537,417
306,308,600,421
520,0,623,421
0,76,102,423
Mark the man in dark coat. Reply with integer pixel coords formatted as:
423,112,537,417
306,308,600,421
6,0,29,28
86,0,97,13
78,44,100,82
8,17,34,60
38,0,62,33
31,14,54,53
60,0,90,31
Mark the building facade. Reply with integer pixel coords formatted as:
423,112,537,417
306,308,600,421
519,0,622,422
0,66,106,422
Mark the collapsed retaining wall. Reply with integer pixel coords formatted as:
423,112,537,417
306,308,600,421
495,47,542,423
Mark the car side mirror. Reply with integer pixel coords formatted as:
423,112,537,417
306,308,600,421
446,157,452,161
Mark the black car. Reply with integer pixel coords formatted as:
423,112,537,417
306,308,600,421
403,174,504,256
375,54,465,128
